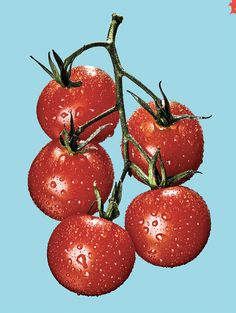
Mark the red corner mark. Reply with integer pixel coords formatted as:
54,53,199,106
229,1,236,14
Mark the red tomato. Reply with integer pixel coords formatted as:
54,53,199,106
125,186,210,267
127,101,204,184
28,139,114,220
47,214,135,296
37,65,119,142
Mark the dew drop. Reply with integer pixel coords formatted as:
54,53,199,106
156,233,164,241
75,109,80,117
151,212,157,216
59,155,65,163
148,248,156,254
138,219,144,225
61,112,68,119
61,189,66,195
83,271,89,277
140,121,155,135
52,116,57,120
143,227,149,234
77,244,83,250
152,220,158,227
50,181,57,188
162,212,171,221
68,258,72,264
88,252,92,259
76,254,88,269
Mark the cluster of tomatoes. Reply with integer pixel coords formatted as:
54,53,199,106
28,21,210,297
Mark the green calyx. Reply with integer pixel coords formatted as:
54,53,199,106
128,81,212,128
93,181,122,221
147,148,201,189
60,112,111,155
30,50,81,88
128,145,201,189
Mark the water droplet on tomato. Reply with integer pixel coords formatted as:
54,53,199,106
156,233,164,241
50,181,57,188
83,271,89,277
151,212,157,216
61,189,66,195
61,112,68,119
148,249,156,254
68,258,72,264
162,212,171,221
140,121,155,135
75,109,80,117
143,227,149,234
88,252,92,259
152,220,158,227
76,254,88,269
52,116,57,120
139,219,144,225
59,155,65,163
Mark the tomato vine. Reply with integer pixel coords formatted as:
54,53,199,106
31,13,210,220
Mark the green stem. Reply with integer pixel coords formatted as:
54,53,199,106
63,13,159,187
75,106,117,136
105,14,130,177
64,42,108,70
123,70,162,106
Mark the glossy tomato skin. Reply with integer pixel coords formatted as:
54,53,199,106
47,214,135,296
125,186,210,267
37,66,119,142
28,139,114,220
127,101,204,184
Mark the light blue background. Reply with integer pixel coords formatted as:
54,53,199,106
1,0,235,312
